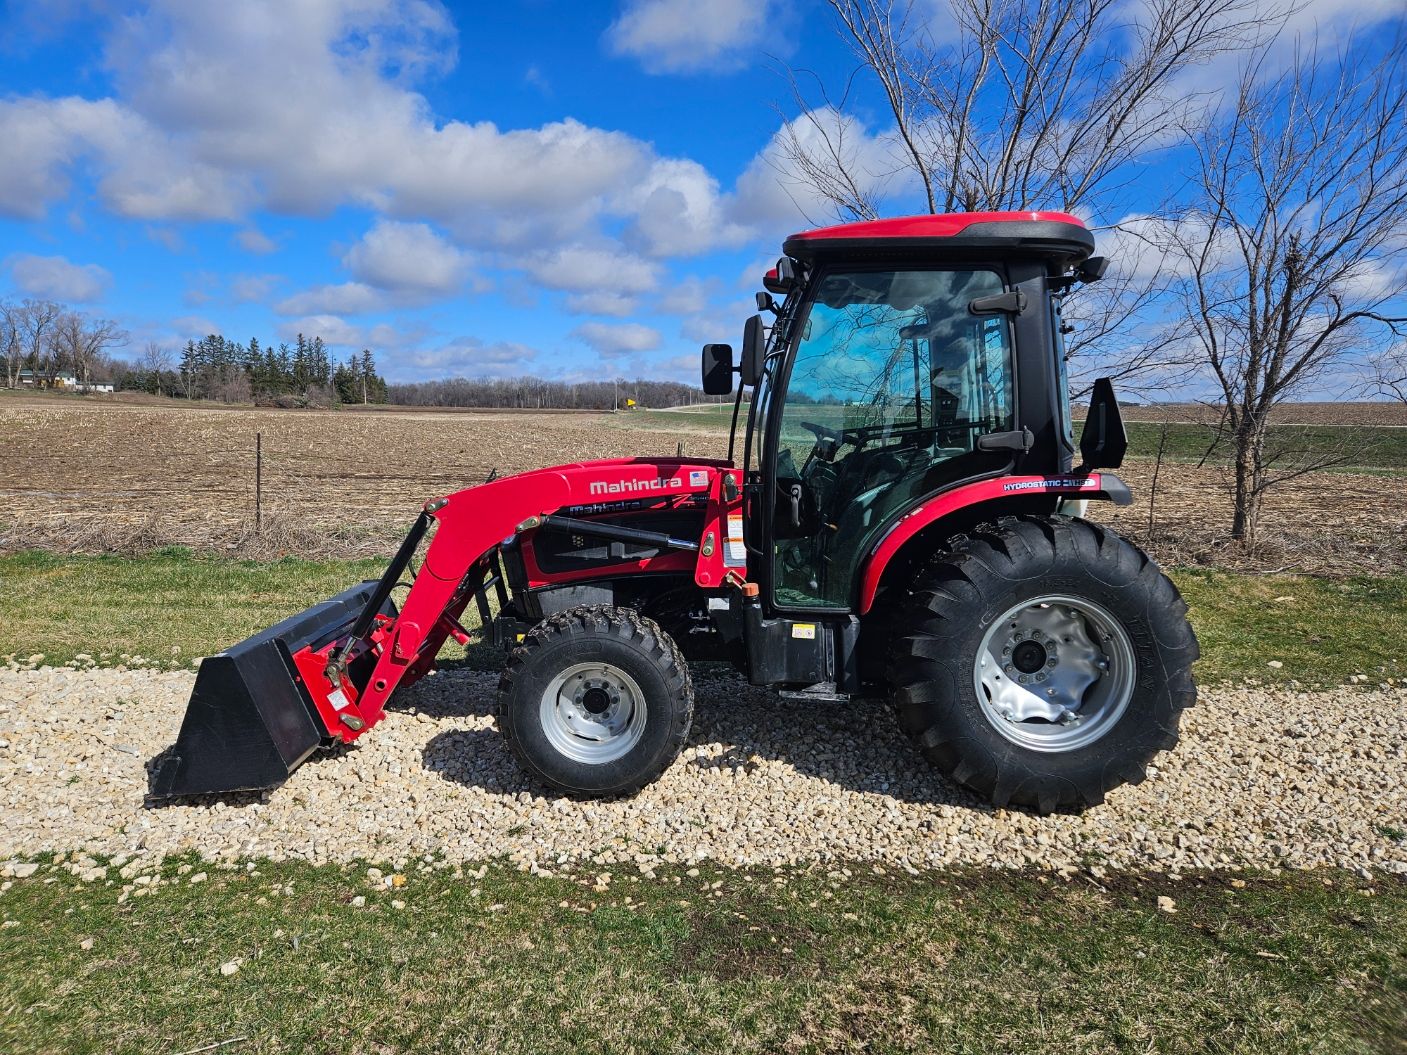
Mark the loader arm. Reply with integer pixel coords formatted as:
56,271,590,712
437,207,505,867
151,456,746,799
314,457,743,735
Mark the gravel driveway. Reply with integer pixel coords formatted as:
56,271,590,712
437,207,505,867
1,665,1404,875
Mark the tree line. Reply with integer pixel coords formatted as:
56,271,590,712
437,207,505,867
165,332,388,407
387,376,717,410
1,299,390,408
1,299,715,411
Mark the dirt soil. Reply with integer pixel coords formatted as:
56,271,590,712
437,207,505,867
1,398,1402,573
0,400,729,558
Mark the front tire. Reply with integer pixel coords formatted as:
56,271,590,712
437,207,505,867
888,515,1198,813
497,605,693,797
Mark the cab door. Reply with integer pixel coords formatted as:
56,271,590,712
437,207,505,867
763,266,1019,610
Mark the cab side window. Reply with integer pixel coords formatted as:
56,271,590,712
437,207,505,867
771,268,1016,608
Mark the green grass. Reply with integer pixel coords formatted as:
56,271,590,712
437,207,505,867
631,409,1407,472
628,403,744,433
2,551,1403,687
0,857,1402,1055
0,550,383,668
1174,571,1407,687
1121,421,1407,472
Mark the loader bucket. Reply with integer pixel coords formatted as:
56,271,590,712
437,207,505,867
149,581,398,799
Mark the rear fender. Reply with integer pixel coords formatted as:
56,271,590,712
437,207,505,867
856,473,1132,614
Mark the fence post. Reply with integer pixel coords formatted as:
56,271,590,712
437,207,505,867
255,431,262,534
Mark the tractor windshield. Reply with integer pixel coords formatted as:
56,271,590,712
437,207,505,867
767,267,1017,608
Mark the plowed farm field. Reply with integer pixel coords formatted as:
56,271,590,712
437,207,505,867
1,394,1403,573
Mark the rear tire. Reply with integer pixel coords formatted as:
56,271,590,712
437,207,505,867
497,605,693,797
887,515,1198,813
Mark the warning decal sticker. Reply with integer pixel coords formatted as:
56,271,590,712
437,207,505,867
725,513,747,565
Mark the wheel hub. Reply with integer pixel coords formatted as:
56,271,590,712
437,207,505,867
541,663,647,764
1010,639,1049,674
581,686,612,714
974,595,1136,753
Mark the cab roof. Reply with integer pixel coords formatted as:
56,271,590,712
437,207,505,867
782,211,1094,266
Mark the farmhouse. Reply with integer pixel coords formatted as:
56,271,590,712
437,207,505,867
13,369,115,393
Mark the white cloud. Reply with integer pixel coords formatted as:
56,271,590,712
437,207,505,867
146,226,184,252
274,282,384,317
170,314,219,339
1100,213,1241,283
391,336,539,380
93,2,651,238
564,292,639,317
527,245,661,295
682,312,741,344
343,220,471,296
5,253,112,302
236,228,278,254
0,0,776,272
624,158,751,256
732,107,902,231
606,0,784,74
229,272,281,303
275,314,409,349
572,321,662,356
657,275,718,315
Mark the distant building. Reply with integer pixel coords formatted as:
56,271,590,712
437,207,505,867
14,369,114,393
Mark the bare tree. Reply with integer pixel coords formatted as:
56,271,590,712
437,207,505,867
1371,343,1407,402
139,341,174,395
783,0,1269,219
52,311,127,387
0,301,20,389
776,0,1271,385
1145,35,1407,542
13,300,62,386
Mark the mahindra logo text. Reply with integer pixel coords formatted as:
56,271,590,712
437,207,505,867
589,476,682,496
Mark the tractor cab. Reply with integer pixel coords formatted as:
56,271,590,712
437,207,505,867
703,211,1120,615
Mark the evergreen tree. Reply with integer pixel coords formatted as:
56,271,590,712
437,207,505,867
178,340,199,399
310,336,329,385
359,348,374,404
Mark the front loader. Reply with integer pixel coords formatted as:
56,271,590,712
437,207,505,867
152,211,1198,814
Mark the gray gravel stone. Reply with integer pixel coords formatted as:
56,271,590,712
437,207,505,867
0,665,1403,875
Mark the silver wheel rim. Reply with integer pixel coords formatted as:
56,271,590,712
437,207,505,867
539,662,647,765
973,594,1136,753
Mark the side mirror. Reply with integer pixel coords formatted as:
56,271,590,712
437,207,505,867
701,343,734,395
1079,377,1128,469
739,315,766,387
1077,256,1109,284
762,257,797,295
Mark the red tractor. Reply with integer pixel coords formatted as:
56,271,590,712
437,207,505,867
153,211,1198,813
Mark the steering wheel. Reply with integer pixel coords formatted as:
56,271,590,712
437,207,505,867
797,420,843,444
797,419,854,464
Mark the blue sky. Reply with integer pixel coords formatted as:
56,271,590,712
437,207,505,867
0,0,1400,386
0,0,874,384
